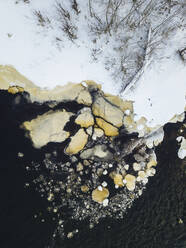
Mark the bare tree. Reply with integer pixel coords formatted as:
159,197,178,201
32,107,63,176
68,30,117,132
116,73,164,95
56,1,78,41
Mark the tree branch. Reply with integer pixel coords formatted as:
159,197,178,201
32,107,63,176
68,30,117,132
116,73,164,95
120,25,152,96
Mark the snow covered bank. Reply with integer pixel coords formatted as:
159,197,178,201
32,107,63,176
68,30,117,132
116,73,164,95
0,0,185,127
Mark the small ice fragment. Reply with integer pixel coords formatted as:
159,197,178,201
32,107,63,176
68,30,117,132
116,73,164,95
138,190,142,196
81,81,87,87
133,162,141,171
98,186,103,191
137,124,144,130
67,232,73,239
18,152,24,157
176,136,183,142
178,149,186,159
142,178,148,184
123,179,127,184
136,176,141,182
102,181,107,187
103,198,109,207
124,164,129,170
125,109,130,115
134,115,139,121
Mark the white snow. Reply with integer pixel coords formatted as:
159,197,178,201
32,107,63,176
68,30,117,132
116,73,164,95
0,0,185,126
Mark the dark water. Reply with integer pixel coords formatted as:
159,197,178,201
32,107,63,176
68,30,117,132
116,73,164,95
0,90,185,248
